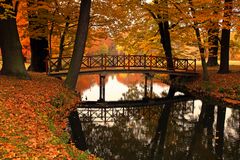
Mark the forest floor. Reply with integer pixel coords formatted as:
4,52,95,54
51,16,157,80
0,72,99,159
179,62,240,107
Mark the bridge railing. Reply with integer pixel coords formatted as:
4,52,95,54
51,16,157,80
47,54,196,74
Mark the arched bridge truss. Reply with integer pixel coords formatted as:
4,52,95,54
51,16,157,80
47,54,197,76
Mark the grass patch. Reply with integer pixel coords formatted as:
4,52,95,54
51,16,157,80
49,132,69,145
0,137,9,143
66,146,92,160
202,81,216,93
50,93,65,108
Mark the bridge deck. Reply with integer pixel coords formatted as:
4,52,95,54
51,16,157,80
47,54,198,76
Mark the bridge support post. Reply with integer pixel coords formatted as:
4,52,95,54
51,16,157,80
144,75,148,100
143,73,154,100
98,74,106,102
150,76,153,99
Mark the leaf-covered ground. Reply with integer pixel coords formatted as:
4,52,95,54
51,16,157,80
183,65,240,106
0,72,98,159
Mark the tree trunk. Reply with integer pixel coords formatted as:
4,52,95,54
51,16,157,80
0,0,29,79
194,27,209,81
207,28,219,66
158,21,174,70
147,0,174,71
207,0,220,66
218,0,232,74
188,0,209,81
56,16,70,71
64,0,92,90
27,0,49,72
28,38,48,72
218,28,230,73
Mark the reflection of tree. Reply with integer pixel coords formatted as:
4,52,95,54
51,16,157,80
206,105,215,152
224,109,240,159
149,86,175,160
215,106,226,160
186,102,216,160
82,117,151,160
162,100,197,159
121,83,159,100
68,111,87,150
155,100,217,159
76,75,98,93
149,104,171,159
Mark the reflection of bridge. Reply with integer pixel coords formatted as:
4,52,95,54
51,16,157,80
77,96,195,123
47,54,197,76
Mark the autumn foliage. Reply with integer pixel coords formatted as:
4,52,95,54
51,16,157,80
0,73,99,159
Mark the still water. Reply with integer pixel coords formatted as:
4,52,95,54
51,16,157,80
76,74,240,160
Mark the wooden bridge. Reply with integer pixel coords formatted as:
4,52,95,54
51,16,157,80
47,54,197,76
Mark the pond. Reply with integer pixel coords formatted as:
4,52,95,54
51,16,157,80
74,74,240,160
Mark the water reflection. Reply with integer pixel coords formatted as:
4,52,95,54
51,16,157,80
74,74,240,160
78,74,169,101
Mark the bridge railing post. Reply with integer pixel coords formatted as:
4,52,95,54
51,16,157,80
150,54,152,70
89,56,92,68
194,59,197,72
101,54,104,70
105,54,107,70
128,54,130,70
123,54,126,69
173,58,176,70
144,54,146,69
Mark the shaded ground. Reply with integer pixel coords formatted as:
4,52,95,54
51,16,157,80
183,64,240,106
0,72,98,159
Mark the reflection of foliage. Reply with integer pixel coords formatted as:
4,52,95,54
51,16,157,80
122,85,143,100
82,116,153,160
121,83,160,100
